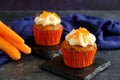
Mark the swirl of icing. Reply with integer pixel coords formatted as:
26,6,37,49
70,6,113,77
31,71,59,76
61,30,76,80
65,27,96,47
34,11,61,26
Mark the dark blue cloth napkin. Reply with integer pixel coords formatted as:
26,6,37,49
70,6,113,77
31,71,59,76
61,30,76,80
61,14,120,50
1,14,120,65
0,16,35,65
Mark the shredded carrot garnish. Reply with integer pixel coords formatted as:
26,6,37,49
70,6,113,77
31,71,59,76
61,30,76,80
41,11,61,20
67,27,90,44
78,27,89,36
41,11,52,18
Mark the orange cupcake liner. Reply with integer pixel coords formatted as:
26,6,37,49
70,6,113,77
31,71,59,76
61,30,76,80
33,27,63,46
61,47,97,68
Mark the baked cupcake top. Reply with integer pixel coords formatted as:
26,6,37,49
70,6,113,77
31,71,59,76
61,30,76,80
34,11,61,26
65,27,96,47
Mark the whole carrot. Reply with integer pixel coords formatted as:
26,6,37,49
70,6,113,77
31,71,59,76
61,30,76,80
10,42,31,54
14,43,31,54
2,36,31,54
0,21,24,44
0,36,21,60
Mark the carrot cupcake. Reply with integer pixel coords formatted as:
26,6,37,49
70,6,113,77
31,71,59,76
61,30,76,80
61,27,97,68
33,11,63,46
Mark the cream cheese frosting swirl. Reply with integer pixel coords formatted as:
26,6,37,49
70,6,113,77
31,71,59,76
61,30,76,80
65,27,96,47
34,11,61,26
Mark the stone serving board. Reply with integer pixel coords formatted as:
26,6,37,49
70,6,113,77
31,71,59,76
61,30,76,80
29,40,111,80
40,55,111,80
30,40,62,59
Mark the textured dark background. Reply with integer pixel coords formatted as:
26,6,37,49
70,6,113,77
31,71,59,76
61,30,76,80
0,0,120,10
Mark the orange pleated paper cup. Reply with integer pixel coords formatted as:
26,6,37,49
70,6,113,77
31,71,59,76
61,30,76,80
33,25,63,46
61,41,97,68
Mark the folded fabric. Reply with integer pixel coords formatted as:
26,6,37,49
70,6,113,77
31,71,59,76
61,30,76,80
0,16,34,65
61,14,120,49
9,14,120,50
1,14,120,65
9,16,35,40
0,52,9,65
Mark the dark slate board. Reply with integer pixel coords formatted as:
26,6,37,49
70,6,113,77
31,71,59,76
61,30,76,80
28,39,62,59
40,55,111,80
31,43,62,59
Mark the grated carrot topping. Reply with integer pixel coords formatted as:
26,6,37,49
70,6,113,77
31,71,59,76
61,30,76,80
41,11,52,18
78,27,89,36
41,11,61,20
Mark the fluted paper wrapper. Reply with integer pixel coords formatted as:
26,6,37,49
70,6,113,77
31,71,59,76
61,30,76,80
61,47,97,68
33,27,63,46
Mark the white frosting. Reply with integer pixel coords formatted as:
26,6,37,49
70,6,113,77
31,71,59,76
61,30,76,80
65,28,96,47
34,12,61,26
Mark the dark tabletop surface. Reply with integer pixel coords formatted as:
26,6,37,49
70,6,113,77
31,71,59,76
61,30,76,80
0,10,120,80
